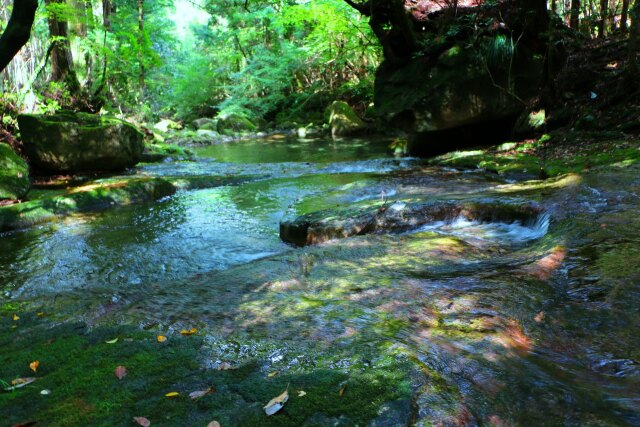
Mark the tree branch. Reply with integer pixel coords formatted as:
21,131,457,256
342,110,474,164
0,0,39,73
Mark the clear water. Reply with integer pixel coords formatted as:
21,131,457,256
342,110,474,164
2,135,639,425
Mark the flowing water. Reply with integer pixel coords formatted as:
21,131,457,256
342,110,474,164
1,135,639,426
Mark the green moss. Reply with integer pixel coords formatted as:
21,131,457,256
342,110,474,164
0,143,29,200
0,316,412,427
0,178,175,232
141,143,194,162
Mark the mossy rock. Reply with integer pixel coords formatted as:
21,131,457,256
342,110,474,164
191,117,218,130
324,101,366,138
0,143,29,200
153,118,183,133
17,112,144,173
217,113,257,135
0,177,175,232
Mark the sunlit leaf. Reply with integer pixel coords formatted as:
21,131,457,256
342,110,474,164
298,390,306,397
156,335,167,343
133,416,151,426
29,361,39,373
12,314,19,321
267,372,278,377
165,391,180,397
105,338,119,344
264,384,289,416
114,365,127,380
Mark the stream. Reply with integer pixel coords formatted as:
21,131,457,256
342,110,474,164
1,135,639,426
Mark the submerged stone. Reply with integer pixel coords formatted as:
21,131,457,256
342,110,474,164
0,143,29,200
18,112,145,173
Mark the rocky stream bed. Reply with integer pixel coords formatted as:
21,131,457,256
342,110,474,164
1,135,639,426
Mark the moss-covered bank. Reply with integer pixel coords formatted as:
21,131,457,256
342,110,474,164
0,178,175,232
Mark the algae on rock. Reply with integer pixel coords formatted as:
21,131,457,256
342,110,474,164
18,112,145,173
0,143,29,200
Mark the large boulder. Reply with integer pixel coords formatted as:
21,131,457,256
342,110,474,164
0,143,29,200
18,112,145,173
324,101,367,138
375,39,544,155
216,113,257,136
191,117,218,130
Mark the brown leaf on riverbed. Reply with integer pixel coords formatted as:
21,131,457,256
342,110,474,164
264,384,289,416
180,328,198,336
29,361,39,373
189,388,215,400
114,365,127,380
133,417,151,426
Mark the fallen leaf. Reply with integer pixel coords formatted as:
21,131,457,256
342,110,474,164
3,377,37,391
264,384,289,416
297,390,306,397
40,389,51,395
133,416,151,426
180,328,198,336
29,361,39,373
189,388,214,400
10,421,38,427
36,312,45,317
534,312,545,323
207,422,221,427
105,338,119,344
165,391,180,397
156,335,167,343
114,365,127,380
267,372,278,378
339,384,347,397
217,362,237,370
12,314,19,321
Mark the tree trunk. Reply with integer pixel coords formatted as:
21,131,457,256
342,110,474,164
622,0,630,32
570,0,581,29
103,0,113,31
45,0,80,91
628,0,640,82
0,0,38,73
137,0,145,95
598,0,607,37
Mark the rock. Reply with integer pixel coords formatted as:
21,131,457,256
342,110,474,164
0,143,29,201
18,112,145,173
280,200,543,246
153,119,183,133
196,129,221,140
374,40,544,156
367,399,413,427
191,118,218,130
324,101,367,138
216,113,257,135
0,177,176,232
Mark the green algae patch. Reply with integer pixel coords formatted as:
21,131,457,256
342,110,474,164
0,177,175,232
0,317,413,427
141,143,194,163
430,143,640,178
0,143,29,200
493,173,583,194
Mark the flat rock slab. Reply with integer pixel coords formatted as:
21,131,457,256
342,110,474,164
280,200,544,246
